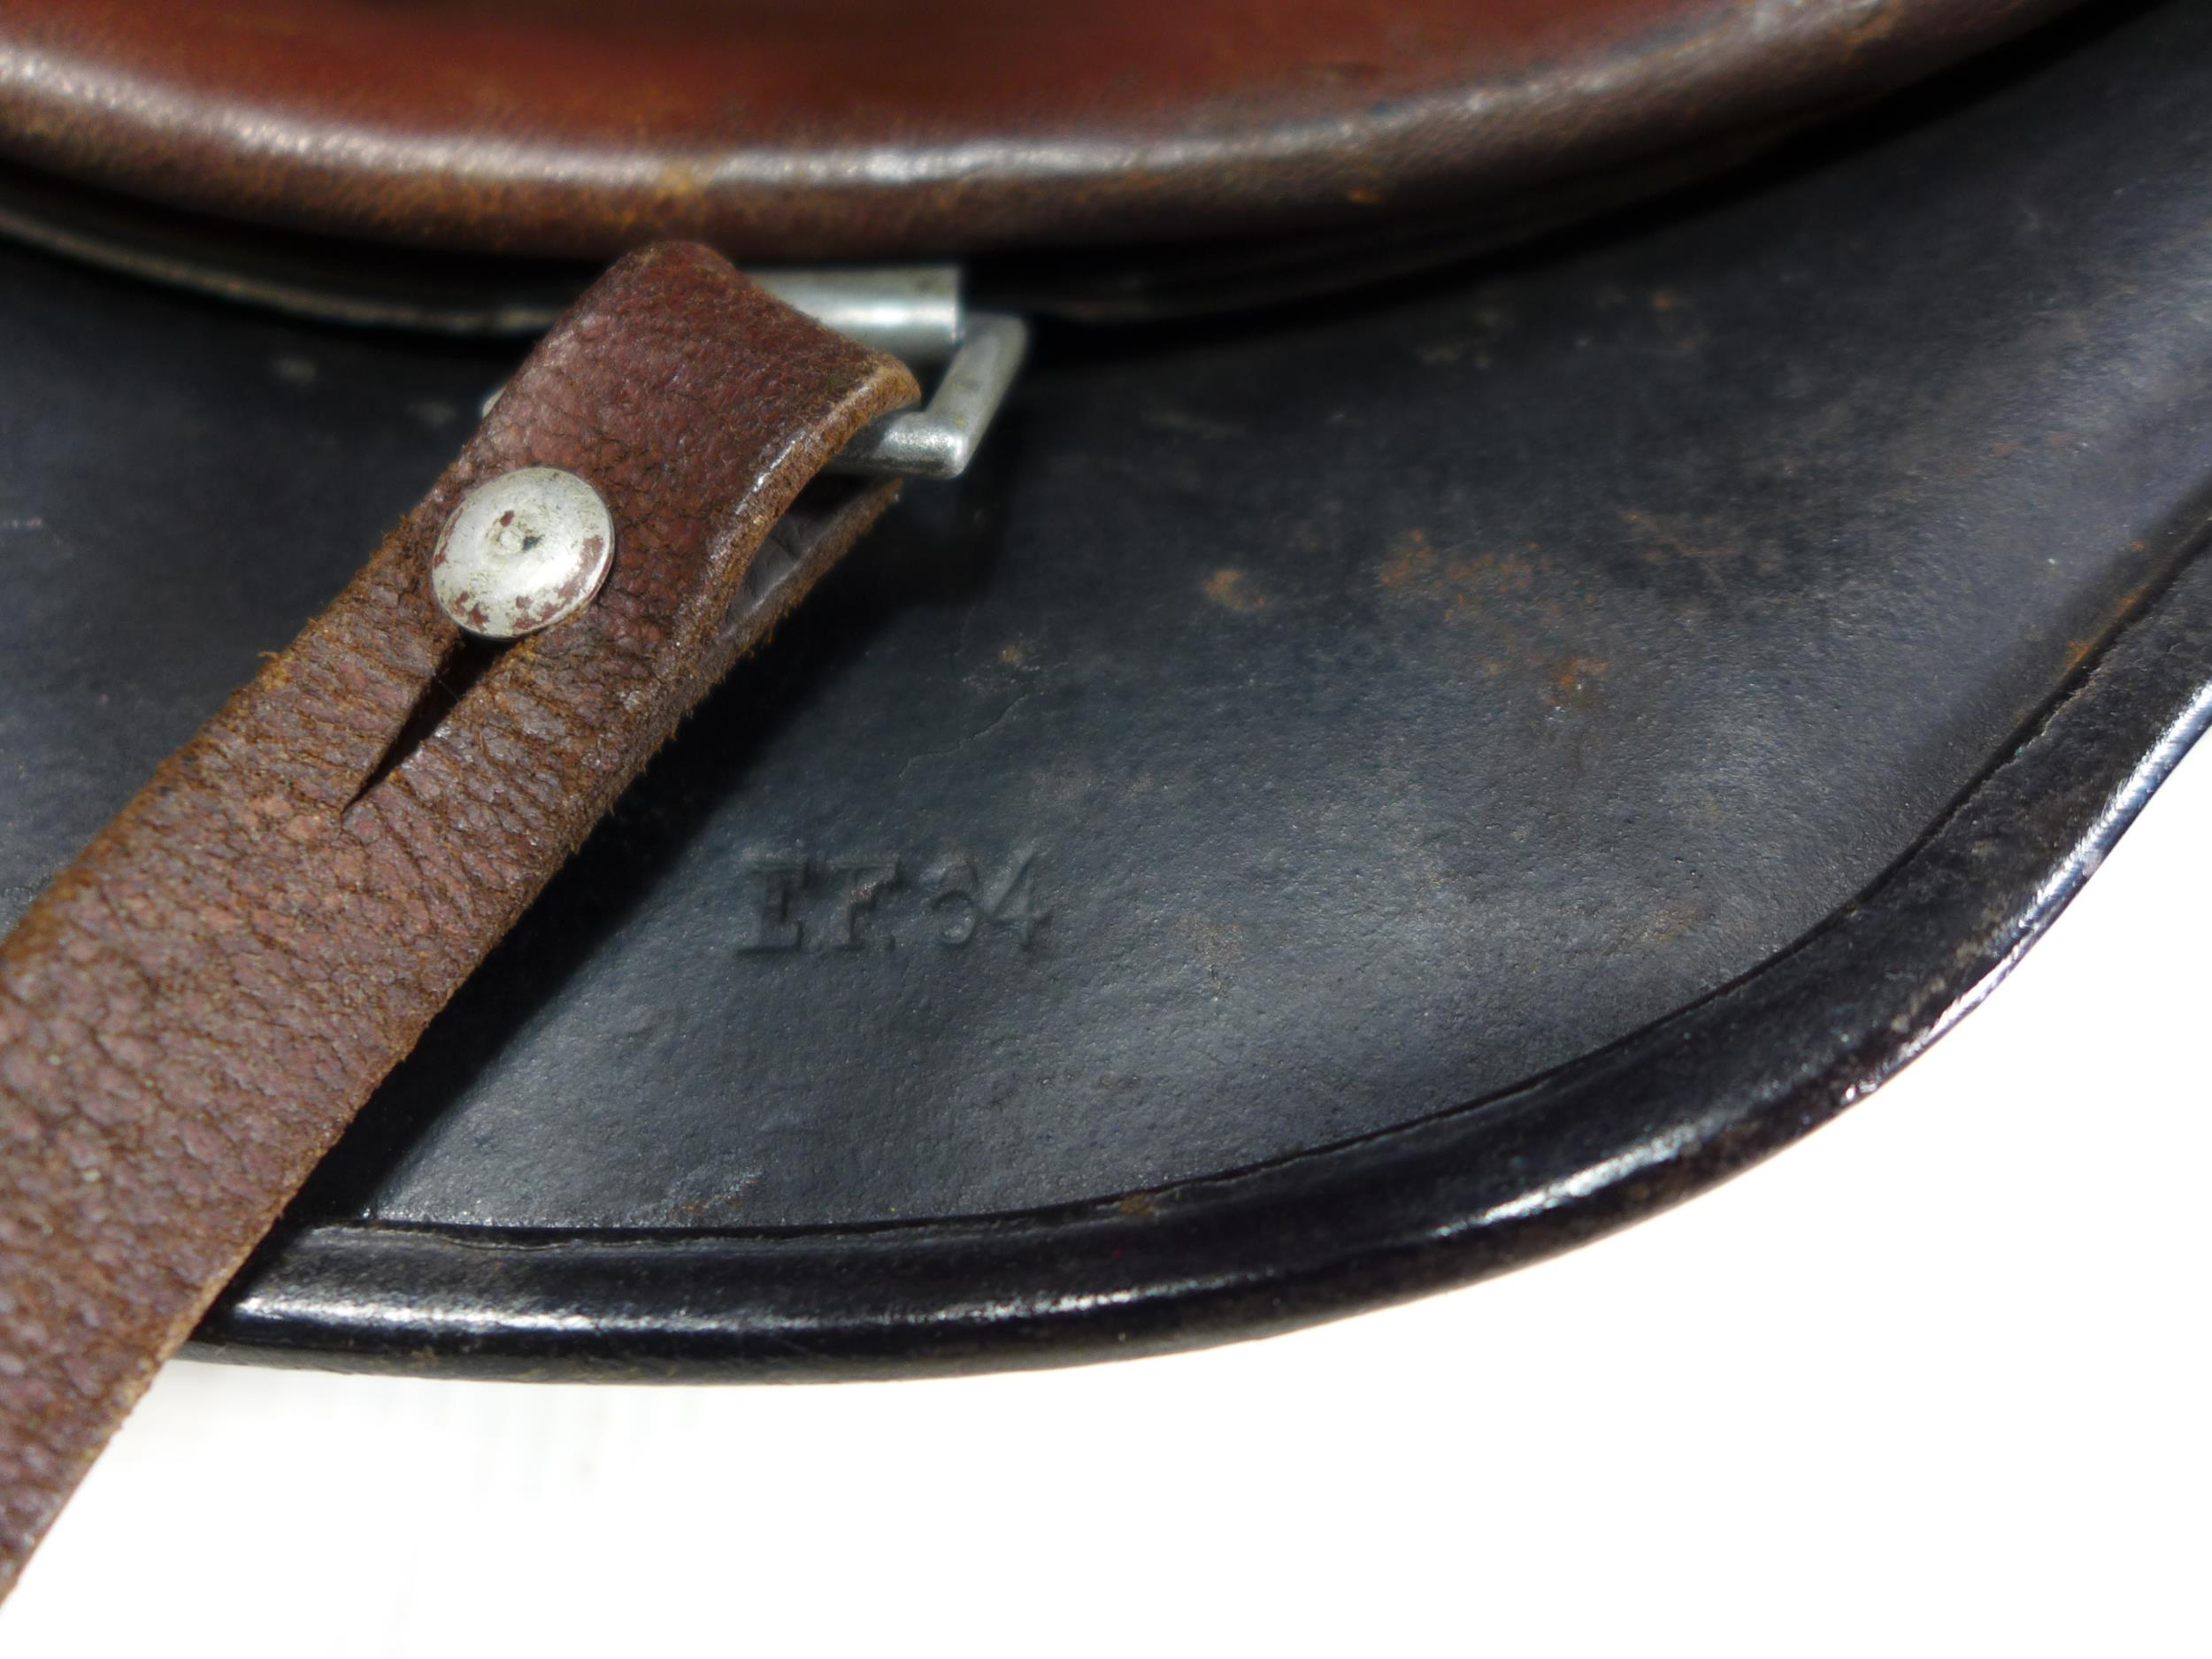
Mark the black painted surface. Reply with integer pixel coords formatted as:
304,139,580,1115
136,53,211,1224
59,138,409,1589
0,1,2205,1368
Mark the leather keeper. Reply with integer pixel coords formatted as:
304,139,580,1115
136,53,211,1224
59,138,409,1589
0,242,919,1594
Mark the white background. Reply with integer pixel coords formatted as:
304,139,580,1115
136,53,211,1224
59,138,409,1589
5,740,2206,1656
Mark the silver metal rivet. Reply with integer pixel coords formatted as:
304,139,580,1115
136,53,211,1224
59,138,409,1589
432,466,615,640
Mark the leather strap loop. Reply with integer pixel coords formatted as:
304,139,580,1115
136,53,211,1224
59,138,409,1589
0,242,918,1594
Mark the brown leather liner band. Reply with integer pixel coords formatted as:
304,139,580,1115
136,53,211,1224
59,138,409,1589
0,0,2085,264
0,242,918,1594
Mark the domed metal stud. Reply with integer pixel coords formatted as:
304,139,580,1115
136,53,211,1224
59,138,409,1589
432,466,616,640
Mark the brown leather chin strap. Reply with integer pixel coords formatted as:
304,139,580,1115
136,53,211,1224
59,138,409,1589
0,242,918,1597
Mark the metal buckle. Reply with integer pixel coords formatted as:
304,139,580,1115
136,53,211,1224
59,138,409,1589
825,309,1027,482
481,263,1027,482
772,265,1025,482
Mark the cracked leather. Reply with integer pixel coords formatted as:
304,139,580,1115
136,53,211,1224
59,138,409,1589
0,241,918,1594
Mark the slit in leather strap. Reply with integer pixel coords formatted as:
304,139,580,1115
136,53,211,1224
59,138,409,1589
0,242,919,1597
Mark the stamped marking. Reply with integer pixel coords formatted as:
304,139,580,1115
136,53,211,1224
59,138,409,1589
740,850,1049,953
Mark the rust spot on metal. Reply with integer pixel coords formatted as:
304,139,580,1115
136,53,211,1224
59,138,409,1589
1553,656,1609,691
1203,568,1267,612
1379,529,1435,588
1619,508,1765,575
2060,573,2162,678
434,466,615,639
1379,529,1544,619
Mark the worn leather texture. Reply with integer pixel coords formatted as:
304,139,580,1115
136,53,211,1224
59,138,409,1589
0,241,917,1594
0,0,2085,263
